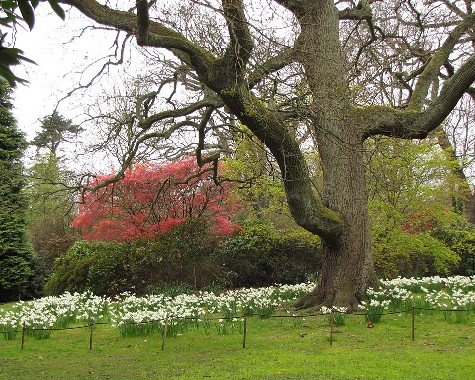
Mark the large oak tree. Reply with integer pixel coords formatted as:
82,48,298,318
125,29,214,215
51,0,475,309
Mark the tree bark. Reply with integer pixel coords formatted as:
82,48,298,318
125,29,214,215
293,1,374,309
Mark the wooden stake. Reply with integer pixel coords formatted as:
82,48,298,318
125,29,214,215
162,317,168,351
330,311,334,346
21,322,26,350
411,307,415,341
89,319,95,350
242,316,247,349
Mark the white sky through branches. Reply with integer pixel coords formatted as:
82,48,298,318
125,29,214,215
12,5,141,172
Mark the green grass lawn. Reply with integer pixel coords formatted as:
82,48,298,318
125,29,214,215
1,312,474,380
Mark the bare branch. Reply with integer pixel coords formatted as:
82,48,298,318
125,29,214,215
55,33,132,108
59,0,217,78
137,97,222,130
247,48,295,88
407,12,475,111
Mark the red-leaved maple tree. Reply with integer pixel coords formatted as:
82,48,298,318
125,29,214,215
72,157,241,241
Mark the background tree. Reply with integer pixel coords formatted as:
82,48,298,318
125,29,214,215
436,119,475,222
224,125,296,229
0,83,35,301
26,111,80,269
31,111,82,157
366,136,469,278
48,0,475,309
26,153,78,268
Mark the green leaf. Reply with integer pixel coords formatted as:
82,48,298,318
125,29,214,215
47,0,65,20
0,47,35,66
16,52,36,65
0,47,22,66
17,0,35,30
0,1,17,10
31,0,39,8
0,65,21,86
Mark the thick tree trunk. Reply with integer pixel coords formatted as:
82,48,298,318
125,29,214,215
294,1,374,310
295,135,374,310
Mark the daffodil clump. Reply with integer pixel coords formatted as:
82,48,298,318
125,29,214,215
0,282,313,339
361,275,475,323
319,306,349,326
0,292,109,340
1,277,474,339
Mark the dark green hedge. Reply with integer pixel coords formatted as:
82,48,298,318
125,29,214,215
45,219,322,296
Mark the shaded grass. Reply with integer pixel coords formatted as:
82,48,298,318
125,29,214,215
0,312,474,379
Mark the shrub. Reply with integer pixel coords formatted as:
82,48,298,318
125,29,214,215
45,218,229,296
271,228,321,284
450,230,475,276
218,220,321,287
217,220,280,287
44,240,96,295
86,241,132,296
373,229,460,279
45,219,322,296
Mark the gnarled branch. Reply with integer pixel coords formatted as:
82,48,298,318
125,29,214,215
407,12,475,111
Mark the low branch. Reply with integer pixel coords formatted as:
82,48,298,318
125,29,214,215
219,86,344,242
358,107,421,140
361,52,475,140
273,0,303,15
137,97,222,130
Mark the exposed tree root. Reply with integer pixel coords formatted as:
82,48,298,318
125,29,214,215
294,288,360,312
294,292,321,310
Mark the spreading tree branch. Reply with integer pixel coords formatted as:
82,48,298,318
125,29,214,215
221,0,254,82
361,53,475,139
58,0,217,80
407,12,475,111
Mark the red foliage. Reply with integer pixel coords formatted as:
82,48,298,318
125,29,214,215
72,157,242,241
401,209,438,234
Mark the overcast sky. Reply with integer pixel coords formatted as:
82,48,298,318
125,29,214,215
13,8,82,139
12,5,136,140
10,5,145,173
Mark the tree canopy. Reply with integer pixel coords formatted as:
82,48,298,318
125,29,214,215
31,111,82,157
